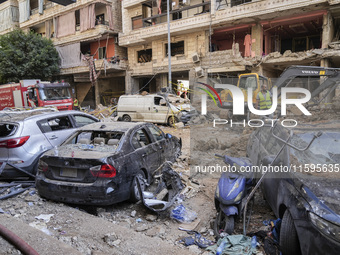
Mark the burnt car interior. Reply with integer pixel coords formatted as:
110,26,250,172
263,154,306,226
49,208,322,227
65,131,125,149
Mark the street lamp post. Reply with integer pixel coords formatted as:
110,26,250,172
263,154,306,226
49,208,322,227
167,0,172,92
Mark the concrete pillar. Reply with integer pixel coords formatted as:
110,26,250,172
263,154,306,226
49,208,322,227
322,12,334,49
94,80,100,107
125,71,139,94
251,23,263,57
321,12,334,103
155,73,168,92
188,69,196,102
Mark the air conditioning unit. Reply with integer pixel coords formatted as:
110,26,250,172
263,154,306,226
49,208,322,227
195,67,204,78
192,52,200,63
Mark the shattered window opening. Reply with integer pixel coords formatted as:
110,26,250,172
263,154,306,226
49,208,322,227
132,128,151,149
148,125,164,142
0,124,17,137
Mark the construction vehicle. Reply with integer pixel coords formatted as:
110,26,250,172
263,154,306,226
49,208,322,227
215,65,340,117
0,80,73,111
214,73,272,119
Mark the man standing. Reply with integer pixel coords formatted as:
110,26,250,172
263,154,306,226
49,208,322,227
73,98,79,110
256,84,272,110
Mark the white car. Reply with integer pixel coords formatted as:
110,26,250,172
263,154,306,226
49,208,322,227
0,109,99,179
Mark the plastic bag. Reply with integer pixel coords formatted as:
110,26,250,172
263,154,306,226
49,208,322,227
170,204,197,223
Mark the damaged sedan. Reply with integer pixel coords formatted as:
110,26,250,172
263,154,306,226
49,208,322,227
35,122,182,205
247,122,340,255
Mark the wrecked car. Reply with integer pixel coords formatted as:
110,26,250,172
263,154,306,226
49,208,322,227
0,109,99,179
247,122,340,255
117,94,188,126
35,122,182,205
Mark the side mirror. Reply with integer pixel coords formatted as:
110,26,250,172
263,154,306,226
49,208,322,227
165,133,172,139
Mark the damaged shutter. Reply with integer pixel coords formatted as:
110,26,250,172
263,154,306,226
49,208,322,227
80,4,95,32
106,4,114,30
56,43,85,68
57,12,76,38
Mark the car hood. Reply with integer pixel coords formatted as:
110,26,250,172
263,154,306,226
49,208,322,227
295,172,340,222
44,144,118,159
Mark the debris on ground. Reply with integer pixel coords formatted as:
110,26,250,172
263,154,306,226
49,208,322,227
86,104,117,120
138,163,184,212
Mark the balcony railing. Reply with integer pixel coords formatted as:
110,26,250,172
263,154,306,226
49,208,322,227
136,1,210,29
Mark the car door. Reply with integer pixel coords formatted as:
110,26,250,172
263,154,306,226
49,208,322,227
152,96,169,124
131,127,160,173
37,115,76,147
146,125,168,163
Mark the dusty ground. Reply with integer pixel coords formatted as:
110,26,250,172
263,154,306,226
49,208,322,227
0,123,274,255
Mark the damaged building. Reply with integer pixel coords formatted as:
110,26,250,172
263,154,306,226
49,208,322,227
120,0,340,99
0,0,127,108
1,0,340,105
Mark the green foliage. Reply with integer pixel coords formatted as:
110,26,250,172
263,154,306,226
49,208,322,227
0,29,60,83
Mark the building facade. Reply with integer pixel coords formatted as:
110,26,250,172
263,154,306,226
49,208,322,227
1,0,340,106
0,0,127,108
120,0,340,98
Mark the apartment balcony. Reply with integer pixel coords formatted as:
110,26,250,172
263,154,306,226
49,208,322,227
52,24,114,46
20,0,109,28
60,58,127,75
120,0,328,46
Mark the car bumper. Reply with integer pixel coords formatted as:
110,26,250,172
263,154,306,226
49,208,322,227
295,219,340,255
35,176,130,206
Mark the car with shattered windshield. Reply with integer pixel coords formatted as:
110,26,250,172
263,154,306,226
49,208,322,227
247,121,340,255
0,109,99,179
35,122,182,205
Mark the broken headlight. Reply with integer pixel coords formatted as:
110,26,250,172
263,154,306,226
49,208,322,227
309,212,340,242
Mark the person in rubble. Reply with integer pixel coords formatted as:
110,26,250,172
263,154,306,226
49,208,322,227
256,84,272,110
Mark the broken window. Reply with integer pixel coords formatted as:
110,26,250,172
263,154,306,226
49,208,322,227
263,13,323,55
73,115,97,127
165,41,184,57
138,49,152,63
132,129,151,149
39,116,72,132
0,124,17,138
154,96,166,106
148,126,164,142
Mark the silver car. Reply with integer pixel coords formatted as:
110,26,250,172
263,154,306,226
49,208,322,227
0,109,99,179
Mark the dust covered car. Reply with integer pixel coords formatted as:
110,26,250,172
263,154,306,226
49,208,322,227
0,109,99,179
35,122,182,205
247,122,340,255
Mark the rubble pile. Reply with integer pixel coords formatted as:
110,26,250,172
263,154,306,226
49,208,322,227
87,104,117,120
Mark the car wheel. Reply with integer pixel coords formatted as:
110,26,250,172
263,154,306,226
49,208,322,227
130,171,146,202
280,210,301,255
213,211,235,238
168,116,178,127
123,114,131,122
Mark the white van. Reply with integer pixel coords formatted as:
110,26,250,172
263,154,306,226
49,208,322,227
117,94,179,125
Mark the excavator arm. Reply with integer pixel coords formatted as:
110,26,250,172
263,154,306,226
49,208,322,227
274,65,340,105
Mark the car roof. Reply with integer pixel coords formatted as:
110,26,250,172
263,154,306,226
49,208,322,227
78,122,147,132
0,109,93,123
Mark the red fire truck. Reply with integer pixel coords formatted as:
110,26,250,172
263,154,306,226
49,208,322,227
0,80,73,111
